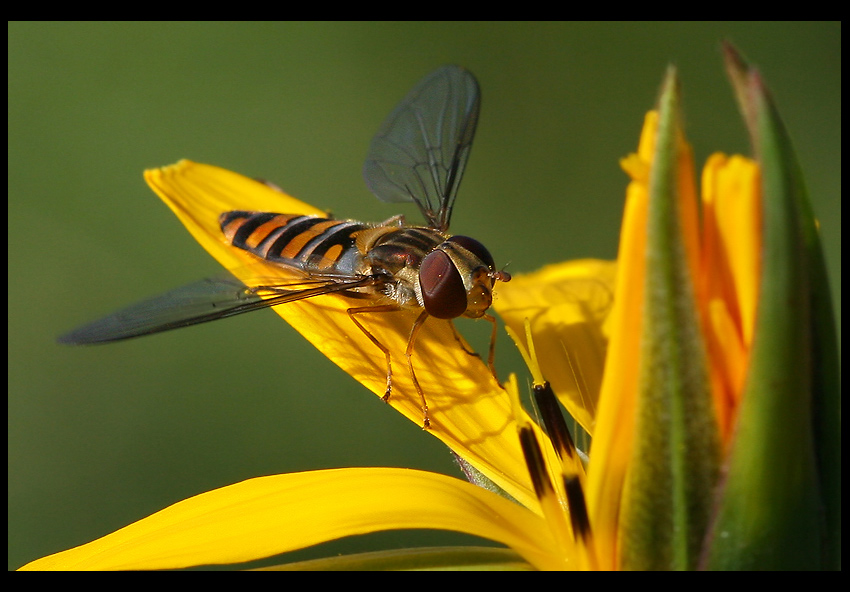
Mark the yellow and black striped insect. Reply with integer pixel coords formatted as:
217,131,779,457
59,66,511,428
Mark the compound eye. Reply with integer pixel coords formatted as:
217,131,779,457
420,249,467,319
447,235,495,271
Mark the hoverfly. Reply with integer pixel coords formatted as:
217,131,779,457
59,65,511,428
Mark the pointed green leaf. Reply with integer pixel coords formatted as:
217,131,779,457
703,44,835,571
619,68,720,571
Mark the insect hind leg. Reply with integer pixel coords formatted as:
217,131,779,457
346,305,432,429
347,304,400,403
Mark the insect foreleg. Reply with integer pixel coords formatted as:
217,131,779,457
483,313,500,385
448,316,501,387
449,320,481,359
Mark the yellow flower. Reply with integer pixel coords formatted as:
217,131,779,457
24,158,585,571
501,49,838,570
22,46,838,570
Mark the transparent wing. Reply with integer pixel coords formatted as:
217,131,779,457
363,65,480,232
58,273,382,345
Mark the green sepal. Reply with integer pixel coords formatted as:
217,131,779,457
619,67,721,571
702,43,839,571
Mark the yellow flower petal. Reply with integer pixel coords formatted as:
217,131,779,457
586,135,652,569
20,468,565,571
699,153,761,435
144,160,537,509
493,259,616,434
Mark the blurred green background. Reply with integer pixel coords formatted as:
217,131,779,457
9,22,840,570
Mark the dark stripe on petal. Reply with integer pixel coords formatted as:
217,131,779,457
563,475,592,543
533,381,576,461
519,425,555,500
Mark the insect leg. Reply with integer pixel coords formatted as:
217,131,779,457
448,320,481,359
347,304,401,403
405,310,431,429
483,313,501,386
449,316,502,387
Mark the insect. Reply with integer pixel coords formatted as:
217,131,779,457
59,65,511,428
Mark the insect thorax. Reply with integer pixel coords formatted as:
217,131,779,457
359,226,447,309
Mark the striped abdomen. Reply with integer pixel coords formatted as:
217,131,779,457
219,211,369,275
